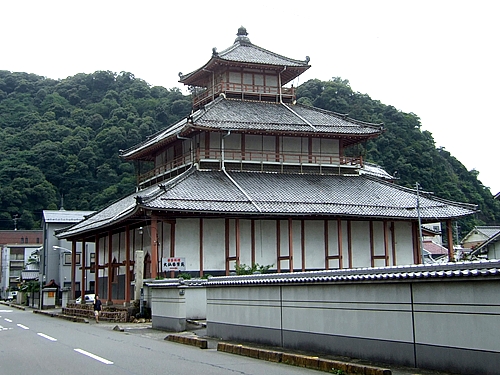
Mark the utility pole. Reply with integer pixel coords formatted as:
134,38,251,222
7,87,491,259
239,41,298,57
416,182,425,264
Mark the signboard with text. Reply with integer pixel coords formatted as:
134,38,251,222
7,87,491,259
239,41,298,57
162,257,186,272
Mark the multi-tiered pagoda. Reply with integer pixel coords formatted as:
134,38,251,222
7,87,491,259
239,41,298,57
58,27,476,304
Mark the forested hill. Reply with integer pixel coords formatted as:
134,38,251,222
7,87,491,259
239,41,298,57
0,71,498,237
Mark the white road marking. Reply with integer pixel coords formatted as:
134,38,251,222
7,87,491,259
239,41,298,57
4,318,12,322
0,310,13,312
38,333,57,341
17,324,29,330
74,349,113,365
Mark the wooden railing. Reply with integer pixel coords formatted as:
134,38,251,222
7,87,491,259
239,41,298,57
138,149,362,186
193,83,295,107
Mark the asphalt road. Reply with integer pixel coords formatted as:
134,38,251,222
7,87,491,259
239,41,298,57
0,307,320,375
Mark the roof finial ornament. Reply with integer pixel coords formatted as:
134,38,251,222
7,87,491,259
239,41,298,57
212,47,218,56
235,26,251,44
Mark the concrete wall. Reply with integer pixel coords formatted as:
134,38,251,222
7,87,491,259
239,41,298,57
206,268,500,375
145,279,207,331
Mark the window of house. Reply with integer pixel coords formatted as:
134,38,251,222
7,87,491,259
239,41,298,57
90,253,95,273
64,253,81,265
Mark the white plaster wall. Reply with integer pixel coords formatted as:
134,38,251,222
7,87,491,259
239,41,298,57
238,220,253,266
185,286,206,320
207,285,281,329
202,218,225,271
282,283,414,342
174,218,200,271
372,222,386,267
304,220,326,269
254,220,278,270
351,221,371,268
413,280,500,352
394,221,414,265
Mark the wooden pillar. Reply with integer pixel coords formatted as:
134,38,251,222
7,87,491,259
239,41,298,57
383,221,389,266
125,226,130,303
94,234,99,297
447,219,455,261
391,222,397,266
107,231,112,304
337,219,343,269
71,241,77,300
301,220,306,271
169,221,175,278
412,222,420,264
276,220,281,273
81,240,86,299
199,219,204,277
225,219,230,275
369,221,375,267
347,221,353,269
251,220,256,266
151,215,158,279
324,220,329,270
235,219,241,268
288,218,294,273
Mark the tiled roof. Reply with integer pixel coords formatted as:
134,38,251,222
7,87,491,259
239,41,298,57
57,168,477,239
179,27,310,85
215,38,309,67
43,210,95,223
121,97,383,159
475,226,500,239
423,240,448,255
206,259,500,287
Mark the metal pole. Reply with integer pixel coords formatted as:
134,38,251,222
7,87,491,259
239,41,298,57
416,182,425,264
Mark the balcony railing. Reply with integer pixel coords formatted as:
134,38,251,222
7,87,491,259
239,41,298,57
193,83,295,108
138,148,362,187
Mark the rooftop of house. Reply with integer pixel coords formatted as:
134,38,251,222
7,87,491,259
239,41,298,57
179,26,310,87
57,168,477,239
121,96,384,160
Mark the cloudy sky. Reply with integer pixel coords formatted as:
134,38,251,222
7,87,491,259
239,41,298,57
3,0,499,193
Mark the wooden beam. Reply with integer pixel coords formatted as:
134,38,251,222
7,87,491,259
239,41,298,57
151,215,158,279
447,219,455,261
81,240,86,300
347,221,352,269
225,219,230,276
251,220,256,266
277,220,281,273
107,231,112,303
370,221,375,268
301,220,306,272
199,218,204,277
391,222,397,266
324,220,329,270
71,241,76,300
288,218,294,273
337,219,343,269
95,234,100,298
125,226,130,303
235,219,240,267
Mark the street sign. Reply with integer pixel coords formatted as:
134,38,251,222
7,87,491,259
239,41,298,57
162,257,186,272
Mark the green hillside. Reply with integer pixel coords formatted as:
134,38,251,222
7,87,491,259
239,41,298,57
0,71,498,238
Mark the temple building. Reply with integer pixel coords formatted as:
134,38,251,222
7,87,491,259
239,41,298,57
57,27,477,304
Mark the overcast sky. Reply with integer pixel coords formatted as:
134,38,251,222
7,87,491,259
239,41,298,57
3,0,499,194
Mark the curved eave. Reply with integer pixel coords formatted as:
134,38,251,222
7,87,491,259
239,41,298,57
179,56,310,88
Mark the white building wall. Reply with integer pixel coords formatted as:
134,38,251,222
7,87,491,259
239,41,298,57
351,221,371,268
254,220,277,269
304,220,326,269
394,221,414,265
201,218,225,271
174,218,200,271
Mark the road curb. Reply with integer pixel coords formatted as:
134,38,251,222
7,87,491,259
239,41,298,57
32,309,89,323
166,334,208,349
217,342,392,375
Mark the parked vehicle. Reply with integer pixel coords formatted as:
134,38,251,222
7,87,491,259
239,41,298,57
75,294,95,304
6,291,17,301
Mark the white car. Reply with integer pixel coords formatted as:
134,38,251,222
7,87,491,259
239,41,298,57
75,294,95,304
